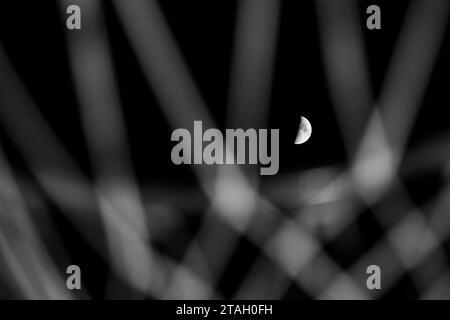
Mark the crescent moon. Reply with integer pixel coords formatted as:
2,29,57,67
295,116,312,144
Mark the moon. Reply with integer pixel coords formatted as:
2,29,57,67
295,116,312,144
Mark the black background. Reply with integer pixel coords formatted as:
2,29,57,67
0,0,449,299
